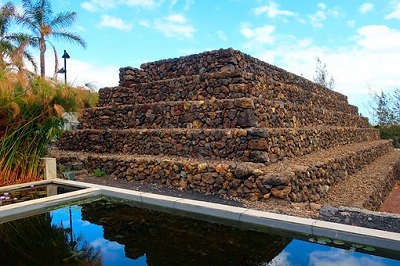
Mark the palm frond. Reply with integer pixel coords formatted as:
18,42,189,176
0,2,16,36
52,31,87,48
50,11,77,30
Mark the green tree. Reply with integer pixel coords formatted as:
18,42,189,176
0,2,36,71
18,0,87,78
372,91,396,126
313,56,334,90
369,88,400,148
393,88,400,123
376,91,392,125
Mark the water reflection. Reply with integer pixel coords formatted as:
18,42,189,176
81,200,291,266
0,184,81,206
0,211,102,265
268,240,400,266
1,198,399,266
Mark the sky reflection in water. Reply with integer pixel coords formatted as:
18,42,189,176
51,205,400,266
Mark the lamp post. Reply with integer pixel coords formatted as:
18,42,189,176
57,50,70,85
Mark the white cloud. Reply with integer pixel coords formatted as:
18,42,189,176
356,25,400,51
39,53,119,90
81,0,116,12
152,14,195,39
267,251,291,266
91,238,124,250
254,1,296,18
385,1,400,19
81,2,96,12
327,7,342,18
74,25,87,32
318,3,327,10
81,0,162,11
97,15,133,31
166,14,187,23
244,23,400,120
359,3,374,14
309,249,385,266
309,3,343,28
347,20,356,28
122,0,162,8
240,23,276,45
62,60,119,89
309,10,326,28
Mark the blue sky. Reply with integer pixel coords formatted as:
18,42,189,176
7,0,400,119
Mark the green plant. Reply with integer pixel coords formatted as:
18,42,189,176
92,169,107,178
0,68,94,186
374,124,400,148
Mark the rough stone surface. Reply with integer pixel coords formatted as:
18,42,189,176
57,127,380,163
55,48,395,207
52,140,393,204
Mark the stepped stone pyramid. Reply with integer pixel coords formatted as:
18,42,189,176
55,48,394,204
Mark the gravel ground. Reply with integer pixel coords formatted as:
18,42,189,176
321,150,400,209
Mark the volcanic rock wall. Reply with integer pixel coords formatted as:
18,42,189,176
56,48,391,203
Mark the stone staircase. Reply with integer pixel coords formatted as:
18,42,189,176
53,48,396,206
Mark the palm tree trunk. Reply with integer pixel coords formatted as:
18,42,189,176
39,37,46,78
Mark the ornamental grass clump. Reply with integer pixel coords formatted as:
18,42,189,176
0,69,96,186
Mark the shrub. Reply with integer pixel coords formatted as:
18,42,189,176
92,169,107,178
374,124,400,148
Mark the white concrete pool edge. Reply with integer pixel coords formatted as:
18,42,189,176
1,178,400,251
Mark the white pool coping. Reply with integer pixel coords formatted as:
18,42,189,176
0,178,399,252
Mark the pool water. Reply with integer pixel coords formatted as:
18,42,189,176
0,184,81,206
0,198,399,266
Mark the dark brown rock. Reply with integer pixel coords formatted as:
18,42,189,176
249,151,269,163
261,172,295,186
237,109,258,128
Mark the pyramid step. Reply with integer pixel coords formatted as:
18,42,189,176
259,140,393,203
57,127,380,164
321,150,400,210
118,48,352,113
81,98,369,130
265,83,358,115
101,70,251,106
119,48,239,84
51,140,393,203
100,73,357,115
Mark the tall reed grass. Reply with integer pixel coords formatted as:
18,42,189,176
0,69,97,186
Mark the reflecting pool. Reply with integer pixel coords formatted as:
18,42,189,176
0,183,82,206
0,198,399,266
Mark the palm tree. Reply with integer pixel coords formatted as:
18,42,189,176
0,2,37,72
18,0,87,78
